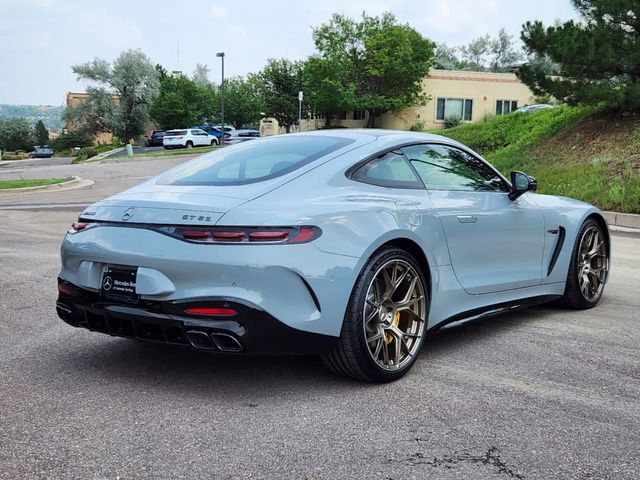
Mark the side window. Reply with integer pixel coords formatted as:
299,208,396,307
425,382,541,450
352,152,424,189
402,144,508,192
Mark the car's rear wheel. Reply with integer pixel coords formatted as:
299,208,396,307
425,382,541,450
561,219,609,309
323,247,428,382
186,141,193,149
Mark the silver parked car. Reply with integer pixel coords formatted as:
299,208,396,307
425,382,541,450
57,130,609,382
224,129,260,145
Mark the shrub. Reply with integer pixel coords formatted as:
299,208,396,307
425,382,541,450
50,131,93,152
1,151,30,160
72,146,97,163
95,141,124,154
77,146,97,159
444,114,462,129
409,121,426,132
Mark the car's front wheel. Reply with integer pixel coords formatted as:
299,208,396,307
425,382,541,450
323,247,428,382
561,218,609,309
210,139,219,146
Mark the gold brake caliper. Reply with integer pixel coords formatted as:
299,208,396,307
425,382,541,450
385,311,401,344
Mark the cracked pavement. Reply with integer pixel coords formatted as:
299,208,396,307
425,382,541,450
0,155,638,479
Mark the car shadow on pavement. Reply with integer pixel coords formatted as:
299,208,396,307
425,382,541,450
50,303,563,393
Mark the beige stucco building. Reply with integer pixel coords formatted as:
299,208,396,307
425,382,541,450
299,69,536,132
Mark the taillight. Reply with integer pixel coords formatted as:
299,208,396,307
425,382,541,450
155,226,321,244
69,220,100,233
70,221,87,231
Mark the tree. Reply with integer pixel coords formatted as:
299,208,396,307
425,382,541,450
518,0,640,110
192,63,212,86
66,49,159,142
0,117,35,151
257,59,305,133
149,74,217,129
222,75,265,128
434,43,468,70
35,120,49,146
490,28,523,72
460,35,491,71
313,12,435,127
303,55,355,126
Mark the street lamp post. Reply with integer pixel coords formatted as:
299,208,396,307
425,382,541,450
298,90,303,131
216,52,225,133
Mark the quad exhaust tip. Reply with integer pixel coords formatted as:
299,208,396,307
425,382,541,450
186,330,243,352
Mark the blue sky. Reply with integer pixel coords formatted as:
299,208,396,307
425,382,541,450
0,0,577,105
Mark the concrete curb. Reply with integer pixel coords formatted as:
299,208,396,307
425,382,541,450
83,147,127,163
603,211,640,230
0,176,94,194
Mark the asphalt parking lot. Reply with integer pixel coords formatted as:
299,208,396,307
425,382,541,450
0,156,639,479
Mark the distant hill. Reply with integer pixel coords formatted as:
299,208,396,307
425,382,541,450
0,104,65,131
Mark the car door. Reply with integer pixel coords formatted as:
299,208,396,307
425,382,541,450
191,129,208,146
402,143,545,295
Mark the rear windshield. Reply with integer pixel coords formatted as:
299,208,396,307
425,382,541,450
166,130,187,136
157,135,353,186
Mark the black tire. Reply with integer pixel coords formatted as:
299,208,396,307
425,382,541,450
322,247,429,382
560,218,609,309
186,141,193,149
210,139,219,146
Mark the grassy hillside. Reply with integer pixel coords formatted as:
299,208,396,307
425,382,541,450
0,104,65,131
437,106,640,213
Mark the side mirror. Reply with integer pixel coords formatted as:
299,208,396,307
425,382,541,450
509,171,537,201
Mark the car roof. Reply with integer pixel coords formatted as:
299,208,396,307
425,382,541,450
292,128,458,145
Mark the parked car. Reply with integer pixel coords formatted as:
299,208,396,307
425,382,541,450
224,129,260,145
57,130,609,382
30,147,54,158
192,125,225,141
146,130,166,147
212,125,237,135
516,104,553,114
163,128,219,149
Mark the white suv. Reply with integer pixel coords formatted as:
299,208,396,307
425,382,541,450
163,128,219,149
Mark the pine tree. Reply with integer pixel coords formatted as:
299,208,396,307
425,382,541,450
35,120,49,146
518,0,640,110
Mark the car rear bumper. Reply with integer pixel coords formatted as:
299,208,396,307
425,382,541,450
56,278,338,355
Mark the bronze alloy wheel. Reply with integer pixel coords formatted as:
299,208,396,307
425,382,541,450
362,259,427,370
577,225,609,302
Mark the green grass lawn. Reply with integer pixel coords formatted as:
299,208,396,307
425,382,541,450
133,145,223,158
435,106,640,214
0,178,68,189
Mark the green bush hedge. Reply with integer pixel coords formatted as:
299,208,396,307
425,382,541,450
50,131,93,152
1,151,30,160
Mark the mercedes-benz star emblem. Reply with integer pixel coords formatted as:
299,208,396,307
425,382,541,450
122,207,135,221
102,276,113,291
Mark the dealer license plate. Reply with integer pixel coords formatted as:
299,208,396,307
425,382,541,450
100,267,139,303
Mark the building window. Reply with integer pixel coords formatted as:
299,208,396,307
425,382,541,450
436,98,473,121
496,100,518,115
353,109,366,120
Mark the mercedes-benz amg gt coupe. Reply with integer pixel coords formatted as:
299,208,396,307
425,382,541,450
56,130,610,382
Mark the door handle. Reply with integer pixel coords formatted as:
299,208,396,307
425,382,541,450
456,215,478,223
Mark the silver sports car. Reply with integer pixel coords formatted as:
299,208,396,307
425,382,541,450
57,130,610,382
